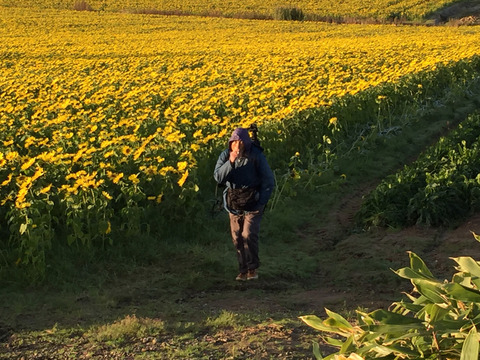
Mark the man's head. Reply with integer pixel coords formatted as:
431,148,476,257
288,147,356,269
229,128,252,152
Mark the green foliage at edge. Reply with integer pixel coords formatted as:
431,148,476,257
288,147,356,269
357,109,480,229
300,244,480,360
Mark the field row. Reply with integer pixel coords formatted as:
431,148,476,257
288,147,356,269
358,111,480,228
1,0,455,20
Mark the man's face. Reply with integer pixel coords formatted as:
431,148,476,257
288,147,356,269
231,140,244,154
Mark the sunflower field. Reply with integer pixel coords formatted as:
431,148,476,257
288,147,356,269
1,0,457,21
1,5,480,279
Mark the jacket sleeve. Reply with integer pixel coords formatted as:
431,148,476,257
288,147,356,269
213,149,232,185
256,152,275,206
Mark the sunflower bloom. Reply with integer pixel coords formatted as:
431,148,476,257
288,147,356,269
39,184,52,194
178,170,188,187
113,173,124,184
21,158,36,171
1,174,12,187
102,191,113,200
128,173,140,185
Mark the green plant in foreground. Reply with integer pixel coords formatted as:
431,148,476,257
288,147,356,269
300,238,480,360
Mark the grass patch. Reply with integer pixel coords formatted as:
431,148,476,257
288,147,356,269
86,315,165,344
205,310,245,331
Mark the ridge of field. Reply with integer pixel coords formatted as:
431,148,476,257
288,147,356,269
1,6,480,280
0,0,471,22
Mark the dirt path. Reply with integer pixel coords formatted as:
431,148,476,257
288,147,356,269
180,181,480,358
195,179,480,327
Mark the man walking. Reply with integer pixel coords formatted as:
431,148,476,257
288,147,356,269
214,127,275,281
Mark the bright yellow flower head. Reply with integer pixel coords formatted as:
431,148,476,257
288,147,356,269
128,173,140,185
102,191,113,200
177,161,188,172
122,146,133,156
113,173,124,184
39,184,52,194
177,170,189,187
21,158,36,171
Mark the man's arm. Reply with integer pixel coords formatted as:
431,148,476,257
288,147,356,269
213,149,232,185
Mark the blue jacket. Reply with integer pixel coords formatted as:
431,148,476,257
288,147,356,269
214,128,275,212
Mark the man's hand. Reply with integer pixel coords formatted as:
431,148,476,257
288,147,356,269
229,149,240,163
229,140,243,163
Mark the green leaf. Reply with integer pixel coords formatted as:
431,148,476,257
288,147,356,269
452,257,480,279
395,266,434,281
423,303,450,323
453,273,476,288
98,220,109,234
300,315,330,332
312,341,323,360
364,323,425,334
429,318,471,333
393,299,424,313
413,278,446,304
444,282,480,302
412,294,432,306
409,252,434,278
461,326,479,360
368,309,424,325
356,310,375,326
339,335,354,354
67,234,76,246
325,308,354,330
325,336,343,346
381,342,422,357
301,311,355,338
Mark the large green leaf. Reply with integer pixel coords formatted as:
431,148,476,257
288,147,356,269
427,318,471,333
461,326,479,360
444,282,480,302
453,273,477,288
312,341,323,360
395,266,433,281
411,294,433,306
368,309,424,325
423,303,451,323
325,308,354,329
391,299,424,314
300,312,354,336
339,335,355,354
299,315,330,332
409,251,434,279
382,342,422,357
325,336,344,347
363,323,425,335
413,278,447,304
452,256,480,280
